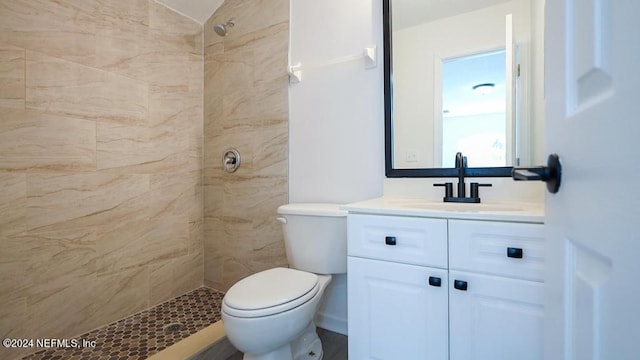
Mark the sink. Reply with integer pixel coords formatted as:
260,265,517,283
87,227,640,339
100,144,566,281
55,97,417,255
389,200,524,213
342,197,545,223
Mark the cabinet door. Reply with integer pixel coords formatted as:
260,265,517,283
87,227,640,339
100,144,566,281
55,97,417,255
449,270,544,360
348,256,448,360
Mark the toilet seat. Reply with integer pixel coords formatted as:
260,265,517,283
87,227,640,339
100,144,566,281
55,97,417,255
223,267,319,318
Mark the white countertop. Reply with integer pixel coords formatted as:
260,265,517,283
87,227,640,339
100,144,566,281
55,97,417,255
342,197,544,223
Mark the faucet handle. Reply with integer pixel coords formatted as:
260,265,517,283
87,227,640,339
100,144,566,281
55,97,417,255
470,182,492,200
433,182,453,198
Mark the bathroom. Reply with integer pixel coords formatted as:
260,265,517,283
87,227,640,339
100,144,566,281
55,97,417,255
0,0,638,359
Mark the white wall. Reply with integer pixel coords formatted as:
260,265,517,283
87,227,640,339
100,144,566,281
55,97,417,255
289,0,385,335
289,0,385,205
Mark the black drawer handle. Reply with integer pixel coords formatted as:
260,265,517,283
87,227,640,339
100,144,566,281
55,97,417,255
454,280,468,291
507,247,523,259
385,236,396,246
428,276,442,287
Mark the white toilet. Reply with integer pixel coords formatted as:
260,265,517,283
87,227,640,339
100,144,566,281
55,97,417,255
221,203,347,360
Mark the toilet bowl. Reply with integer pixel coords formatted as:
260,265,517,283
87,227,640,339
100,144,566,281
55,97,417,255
222,268,332,360
221,204,347,360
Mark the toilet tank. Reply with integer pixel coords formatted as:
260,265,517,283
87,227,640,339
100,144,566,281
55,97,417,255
277,203,347,274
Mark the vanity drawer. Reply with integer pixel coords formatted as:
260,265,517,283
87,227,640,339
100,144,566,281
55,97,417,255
348,214,448,268
449,220,545,281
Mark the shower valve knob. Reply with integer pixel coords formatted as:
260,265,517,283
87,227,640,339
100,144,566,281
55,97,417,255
222,148,241,173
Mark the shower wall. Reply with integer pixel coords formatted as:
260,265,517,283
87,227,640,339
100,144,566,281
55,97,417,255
203,0,289,290
0,1,203,358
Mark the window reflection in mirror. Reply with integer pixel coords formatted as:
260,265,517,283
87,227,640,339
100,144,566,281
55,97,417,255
442,49,507,168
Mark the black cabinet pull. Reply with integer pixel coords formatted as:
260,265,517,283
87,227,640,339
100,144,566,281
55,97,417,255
454,280,468,291
428,276,442,287
385,236,396,246
507,247,524,259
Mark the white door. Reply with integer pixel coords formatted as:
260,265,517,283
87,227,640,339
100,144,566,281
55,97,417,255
544,1,640,359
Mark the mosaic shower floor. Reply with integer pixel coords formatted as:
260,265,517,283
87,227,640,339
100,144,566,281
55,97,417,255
22,287,225,360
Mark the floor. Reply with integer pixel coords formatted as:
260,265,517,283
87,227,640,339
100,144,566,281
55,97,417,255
19,285,348,360
21,287,225,360
225,328,348,360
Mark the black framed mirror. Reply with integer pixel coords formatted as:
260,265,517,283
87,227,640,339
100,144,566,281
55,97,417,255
383,0,536,178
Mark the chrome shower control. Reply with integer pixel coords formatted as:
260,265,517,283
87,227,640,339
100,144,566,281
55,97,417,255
222,148,241,173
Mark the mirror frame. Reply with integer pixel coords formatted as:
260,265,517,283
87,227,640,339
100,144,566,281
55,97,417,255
383,0,513,178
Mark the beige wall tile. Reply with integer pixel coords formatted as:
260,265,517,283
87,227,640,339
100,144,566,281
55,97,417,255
19,229,98,339
97,129,201,175
26,173,150,232
0,0,204,347
0,45,25,109
0,107,96,171
96,0,149,30
0,175,28,351
22,229,97,289
205,121,287,175
26,266,149,340
203,215,224,286
25,271,99,339
149,85,202,128
0,173,26,237
96,206,188,275
0,296,28,360
96,122,189,171
222,76,288,127
222,175,287,221
211,0,288,41
0,0,98,67
91,266,150,332
149,0,202,56
93,0,149,79
0,233,28,309
203,15,224,53
224,19,288,54
204,0,289,289
251,121,288,176
149,251,203,306
26,50,148,125
252,22,289,84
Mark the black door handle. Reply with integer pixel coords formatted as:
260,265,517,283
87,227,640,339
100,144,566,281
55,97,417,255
512,154,562,194
428,276,442,287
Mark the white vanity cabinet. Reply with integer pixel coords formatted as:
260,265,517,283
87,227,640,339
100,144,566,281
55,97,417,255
448,220,545,360
347,214,449,359
347,212,545,360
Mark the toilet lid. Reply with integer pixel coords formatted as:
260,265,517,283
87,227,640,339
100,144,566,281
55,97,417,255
223,268,319,317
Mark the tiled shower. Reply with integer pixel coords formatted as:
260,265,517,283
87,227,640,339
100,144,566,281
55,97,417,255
202,0,289,292
0,0,289,358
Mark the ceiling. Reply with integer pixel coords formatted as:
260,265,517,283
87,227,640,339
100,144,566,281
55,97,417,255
154,0,224,24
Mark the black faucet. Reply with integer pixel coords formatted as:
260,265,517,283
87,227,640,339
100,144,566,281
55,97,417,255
434,152,492,203
455,152,467,198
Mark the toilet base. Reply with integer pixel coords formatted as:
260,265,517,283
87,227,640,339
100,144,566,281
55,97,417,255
291,322,323,360
241,322,323,360
242,343,292,360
